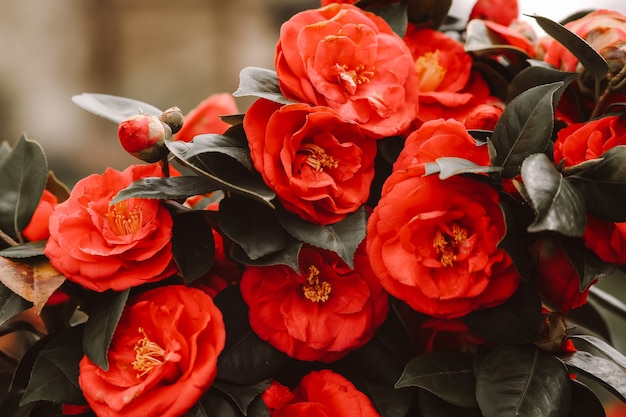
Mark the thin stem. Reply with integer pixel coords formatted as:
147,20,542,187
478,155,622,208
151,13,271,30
161,155,170,178
588,286,626,322
0,228,18,247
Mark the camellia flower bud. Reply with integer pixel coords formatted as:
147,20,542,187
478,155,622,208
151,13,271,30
160,106,184,134
117,114,170,163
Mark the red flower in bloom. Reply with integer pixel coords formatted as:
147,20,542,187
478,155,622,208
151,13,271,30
554,114,626,264
240,244,388,363
262,370,380,417
394,118,490,172
463,102,504,131
404,27,490,123
244,99,376,225
366,169,520,318
469,0,519,26
22,189,58,242
530,236,594,314
78,285,225,417
175,93,239,142
275,3,420,138
44,164,177,292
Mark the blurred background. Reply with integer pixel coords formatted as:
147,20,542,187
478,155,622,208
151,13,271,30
2,0,626,185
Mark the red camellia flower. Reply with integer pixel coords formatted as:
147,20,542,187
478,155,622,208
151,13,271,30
275,3,420,138
366,169,520,318
404,26,490,123
554,114,626,264
244,99,376,225
469,0,519,26
394,118,490,172
78,285,225,417
44,164,177,292
22,189,59,242
262,370,380,417
117,114,169,163
463,102,504,131
240,244,388,363
175,93,239,142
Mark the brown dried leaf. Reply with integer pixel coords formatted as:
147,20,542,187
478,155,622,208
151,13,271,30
0,257,66,314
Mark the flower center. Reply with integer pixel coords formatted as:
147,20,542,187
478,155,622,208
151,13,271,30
336,63,375,94
132,327,166,378
302,265,332,303
415,50,446,92
433,224,468,267
299,143,338,172
106,200,143,236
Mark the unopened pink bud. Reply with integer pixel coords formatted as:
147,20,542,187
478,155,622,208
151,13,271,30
117,114,170,162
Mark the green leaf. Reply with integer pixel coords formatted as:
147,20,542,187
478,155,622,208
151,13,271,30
247,396,270,417
562,351,626,401
424,157,502,179
111,176,219,204
276,206,367,269
568,146,626,222
20,325,86,406
175,133,255,171
185,388,244,417
490,82,562,177
476,344,572,417
406,0,451,29
559,236,616,292
396,352,477,408
418,389,483,417
0,141,11,161
233,67,294,105
570,334,626,368
0,281,32,327
214,286,286,385
0,135,48,242
171,210,215,284
568,379,606,417
0,241,46,258
72,93,163,123
507,66,578,104
353,378,416,417
212,379,271,416
530,15,609,84
465,19,532,69
166,141,276,208
463,282,543,344
521,153,587,237
229,239,302,272
218,196,289,260
82,289,130,371
365,2,408,37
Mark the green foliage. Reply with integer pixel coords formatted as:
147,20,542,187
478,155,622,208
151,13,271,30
0,281,32,327
71,93,163,123
111,176,219,204
233,67,293,105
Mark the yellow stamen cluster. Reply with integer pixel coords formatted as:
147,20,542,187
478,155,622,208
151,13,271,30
106,200,143,236
415,50,446,92
299,143,339,172
132,327,165,378
302,265,332,303
433,224,468,267
341,64,375,86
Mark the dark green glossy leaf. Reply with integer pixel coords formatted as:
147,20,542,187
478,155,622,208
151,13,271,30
588,286,626,324
176,133,254,171
463,282,543,344
276,206,367,269
233,67,293,105
418,389,483,417
476,344,571,417
185,388,244,417
465,19,532,67
568,146,626,222
566,301,612,344
569,379,606,417
530,15,609,84
212,379,270,416
230,239,302,272
166,141,275,208
20,326,86,406
247,396,270,417
218,196,288,260
72,93,163,123
354,378,416,417
172,210,215,284
559,236,616,292
491,82,562,177
406,0,451,29
562,351,626,401
10,332,52,391
424,157,502,179
82,289,130,371
507,66,578,104
0,281,32,327
111,176,219,204
0,135,48,242
521,153,587,236
365,2,408,37
0,241,46,258
570,334,626,368
214,286,286,385
396,352,477,408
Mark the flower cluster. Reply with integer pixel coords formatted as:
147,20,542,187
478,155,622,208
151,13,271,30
1,0,626,416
